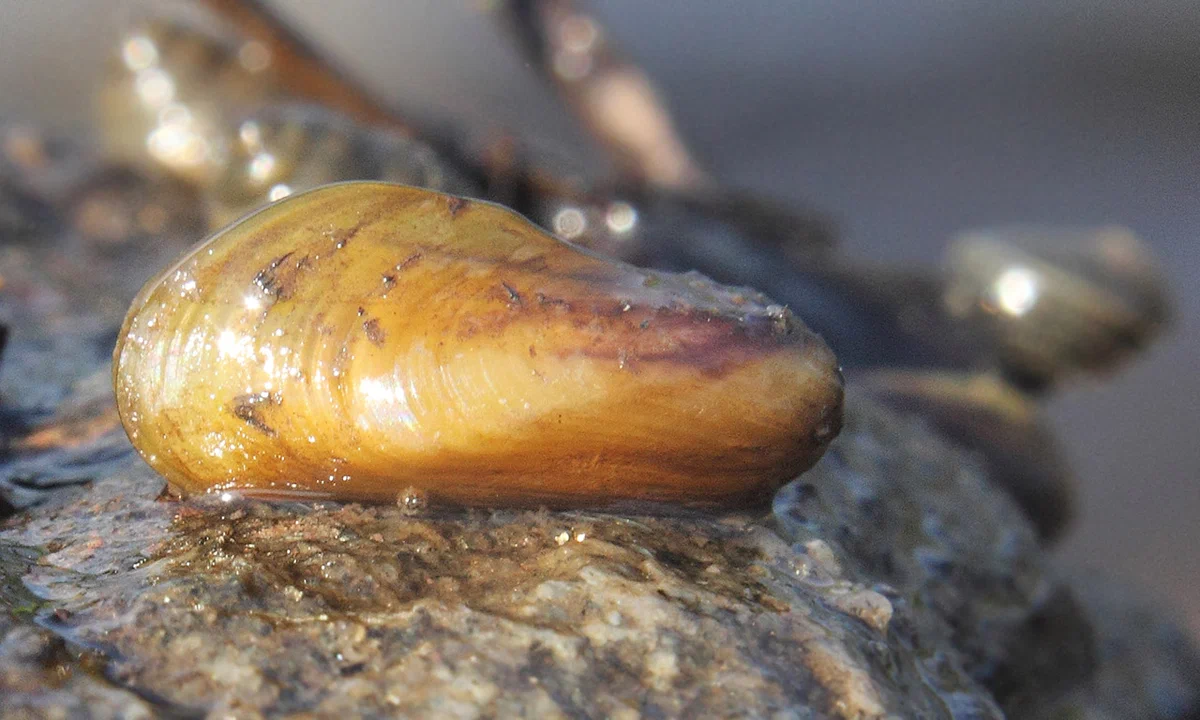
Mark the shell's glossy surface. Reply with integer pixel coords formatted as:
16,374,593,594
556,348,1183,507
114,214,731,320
113,182,843,509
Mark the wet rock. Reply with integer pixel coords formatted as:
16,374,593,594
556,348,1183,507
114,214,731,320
0,539,152,717
0,619,156,720
0,393,1103,718
774,391,1096,713
3,451,1003,718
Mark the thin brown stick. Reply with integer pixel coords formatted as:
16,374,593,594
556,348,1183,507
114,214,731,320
500,0,709,191
198,0,412,134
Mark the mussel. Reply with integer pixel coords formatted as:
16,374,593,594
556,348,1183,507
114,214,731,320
113,183,843,509
97,13,280,186
943,225,1170,389
207,104,479,227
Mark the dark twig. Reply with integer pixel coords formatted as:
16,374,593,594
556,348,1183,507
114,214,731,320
500,0,709,191
197,0,412,134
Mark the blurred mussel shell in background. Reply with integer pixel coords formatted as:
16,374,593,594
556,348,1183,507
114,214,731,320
96,7,282,186
207,103,481,226
856,224,1171,540
944,225,1171,391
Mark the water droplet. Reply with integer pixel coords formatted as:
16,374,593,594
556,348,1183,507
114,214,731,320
397,487,428,515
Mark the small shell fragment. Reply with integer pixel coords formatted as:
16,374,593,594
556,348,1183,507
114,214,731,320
113,182,843,510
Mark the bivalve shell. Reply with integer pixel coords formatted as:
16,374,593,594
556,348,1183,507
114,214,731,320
113,182,843,509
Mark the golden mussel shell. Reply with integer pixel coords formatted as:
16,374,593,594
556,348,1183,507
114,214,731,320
113,183,843,509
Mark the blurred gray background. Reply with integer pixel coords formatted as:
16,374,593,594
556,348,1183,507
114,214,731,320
1,1,1196,632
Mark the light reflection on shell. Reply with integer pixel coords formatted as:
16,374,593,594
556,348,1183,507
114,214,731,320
113,182,843,510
